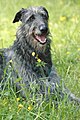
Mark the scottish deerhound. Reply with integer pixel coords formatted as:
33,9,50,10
0,6,80,103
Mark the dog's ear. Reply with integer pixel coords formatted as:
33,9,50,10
13,8,26,23
39,6,49,19
42,7,49,18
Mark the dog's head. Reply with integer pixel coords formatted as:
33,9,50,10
13,6,49,45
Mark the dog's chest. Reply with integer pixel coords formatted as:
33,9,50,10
11,50,52,79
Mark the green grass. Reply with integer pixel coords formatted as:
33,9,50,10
0,0,80,119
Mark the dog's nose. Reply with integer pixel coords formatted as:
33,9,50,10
39,24,48,33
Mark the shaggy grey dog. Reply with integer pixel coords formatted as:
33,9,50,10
0,6,80,103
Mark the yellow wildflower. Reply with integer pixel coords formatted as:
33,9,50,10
78,48,80,51
60,16,66,22
71,16,78,23
28,105,32,111
66,52,70,55
16,98,20,102
37,58,41,63
18,104,23,109
32,52,35,56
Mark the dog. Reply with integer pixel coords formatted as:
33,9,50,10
0,6,80,103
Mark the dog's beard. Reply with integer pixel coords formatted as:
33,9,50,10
29,35,47,53
25,30,47,53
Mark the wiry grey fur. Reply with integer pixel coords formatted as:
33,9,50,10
0,6,80,103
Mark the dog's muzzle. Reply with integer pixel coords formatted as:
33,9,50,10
33,24,48,44
39,24,48,34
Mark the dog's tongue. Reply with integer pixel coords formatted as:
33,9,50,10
35,35,46,44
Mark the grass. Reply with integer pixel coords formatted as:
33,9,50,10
0,0,80,119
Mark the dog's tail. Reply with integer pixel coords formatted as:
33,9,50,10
69,92,80,103
64,88,80,103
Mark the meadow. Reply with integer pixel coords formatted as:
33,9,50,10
0,0,80,119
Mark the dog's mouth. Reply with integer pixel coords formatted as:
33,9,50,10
33,34,47,44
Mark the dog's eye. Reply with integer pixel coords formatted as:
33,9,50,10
29,15,35,22
41,13,48,20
